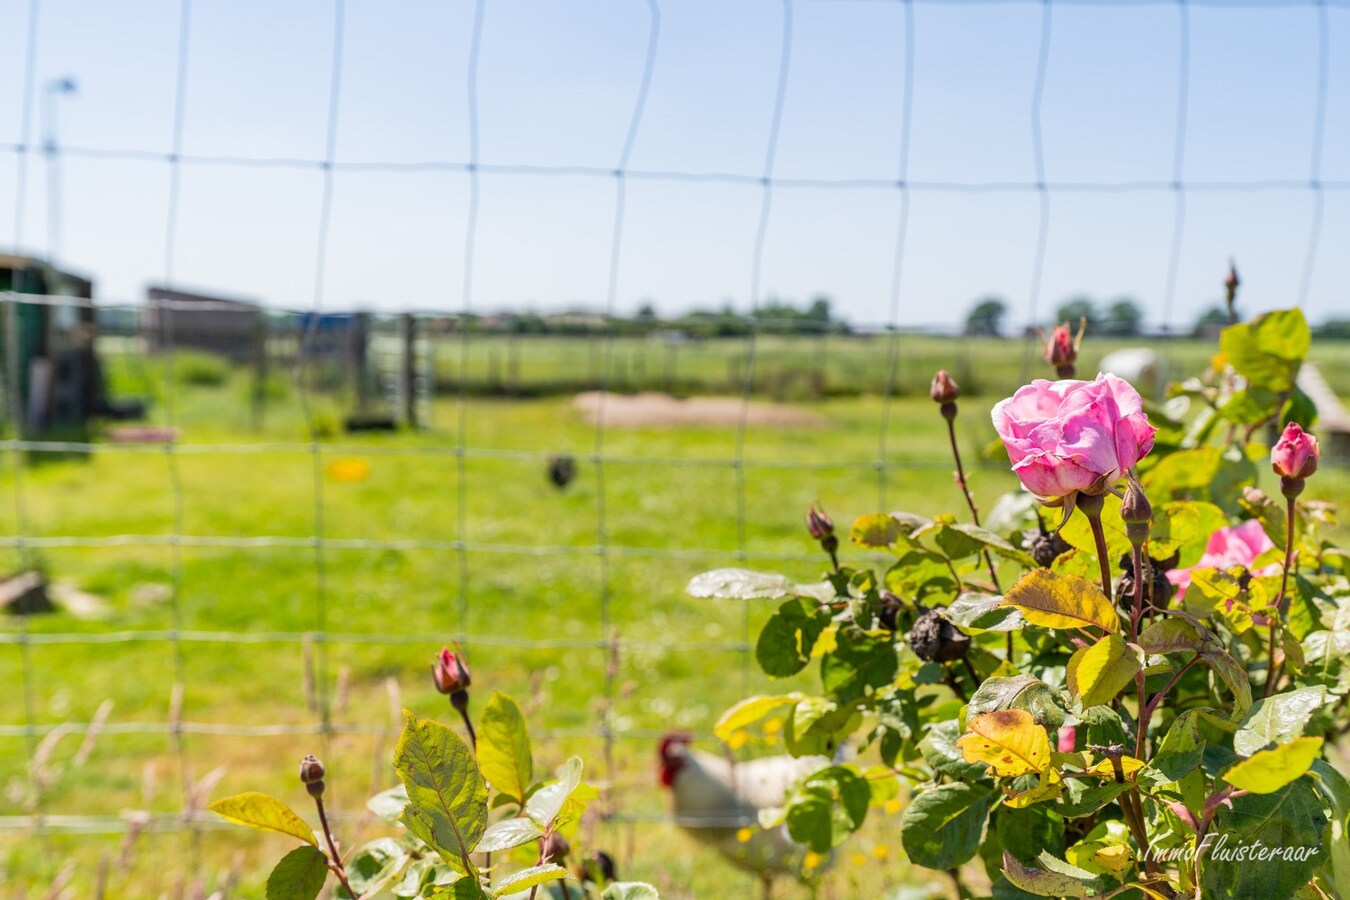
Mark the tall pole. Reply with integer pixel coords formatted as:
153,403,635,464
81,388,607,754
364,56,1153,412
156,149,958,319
42,77,77,263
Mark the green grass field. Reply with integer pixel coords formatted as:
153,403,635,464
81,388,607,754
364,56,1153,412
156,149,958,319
1,334,1348,897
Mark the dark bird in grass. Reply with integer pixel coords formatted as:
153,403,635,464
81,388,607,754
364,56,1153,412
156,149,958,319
548,454,576,490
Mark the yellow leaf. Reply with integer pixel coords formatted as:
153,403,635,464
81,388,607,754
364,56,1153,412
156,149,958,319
1223,736,1324,794
1086,755,1147,782
1094,844,1133,879
1001,570,1119,632
1004,769,1063,808
208,792,317,846
714,694,803,744
1067,634,1140,708
956,709,1052,777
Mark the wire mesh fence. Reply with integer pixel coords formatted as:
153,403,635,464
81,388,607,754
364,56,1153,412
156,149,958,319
1,0,1346,895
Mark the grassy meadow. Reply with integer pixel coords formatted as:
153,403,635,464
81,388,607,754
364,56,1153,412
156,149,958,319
1,332,1348,898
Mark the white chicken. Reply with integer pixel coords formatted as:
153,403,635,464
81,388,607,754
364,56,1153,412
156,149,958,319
658,733,832,896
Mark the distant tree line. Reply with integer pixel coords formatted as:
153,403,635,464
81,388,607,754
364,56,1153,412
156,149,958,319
964,295,1350,340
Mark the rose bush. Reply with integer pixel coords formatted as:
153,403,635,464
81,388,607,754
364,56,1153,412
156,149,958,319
698,301,1348,899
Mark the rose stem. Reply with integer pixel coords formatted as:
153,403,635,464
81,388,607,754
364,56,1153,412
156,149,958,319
943,414,1002,595
313,793,356,898
1265,494,1297,698
1077,494,1114,602
1130,544,1150,761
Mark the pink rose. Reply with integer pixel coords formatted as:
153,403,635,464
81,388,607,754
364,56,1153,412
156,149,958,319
1271,422,1319,480
1166,520,1280,600
991,374,1157,504
1044,323,1078,369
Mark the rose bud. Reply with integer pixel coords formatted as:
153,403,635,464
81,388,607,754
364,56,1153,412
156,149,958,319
299,755,325,797
805,505,834,541
541,831,570,863
432,647,472,696
906,611,970,663
1272,422,1319,482
1043,320,1084,378
930,370,960,422
1224,261,1240,304
1120,471,1152,549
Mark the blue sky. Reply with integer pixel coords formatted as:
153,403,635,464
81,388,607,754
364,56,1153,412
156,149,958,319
2,0,1347,329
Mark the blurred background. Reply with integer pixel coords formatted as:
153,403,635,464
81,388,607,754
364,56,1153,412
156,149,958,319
2,0,1349,896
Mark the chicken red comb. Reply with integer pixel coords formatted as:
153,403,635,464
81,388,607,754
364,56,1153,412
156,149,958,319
658,732,692,756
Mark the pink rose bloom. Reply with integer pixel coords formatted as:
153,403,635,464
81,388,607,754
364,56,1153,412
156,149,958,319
1166,520,1280,600
1057,725,1077,753
991,374,1157,504
1271,422,1319,480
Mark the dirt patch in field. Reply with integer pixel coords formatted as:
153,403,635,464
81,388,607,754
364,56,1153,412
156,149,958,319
572,391,827,429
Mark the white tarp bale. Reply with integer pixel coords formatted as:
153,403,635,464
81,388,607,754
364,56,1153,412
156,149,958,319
1099,348,1159,396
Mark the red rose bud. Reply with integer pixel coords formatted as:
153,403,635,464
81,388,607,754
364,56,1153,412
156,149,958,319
432,647,471,695
806,505,834,541
299,755,325,797
1272,422,1319,481
930,370,960,404
1224,261,1240,304
1043,319,1085,378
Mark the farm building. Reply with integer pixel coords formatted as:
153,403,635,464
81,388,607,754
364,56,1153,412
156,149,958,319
143,285,262,360
0,253,102,437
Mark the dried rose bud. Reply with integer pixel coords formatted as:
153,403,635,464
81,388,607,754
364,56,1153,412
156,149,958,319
906,611,970,663
541,831,570,863
432,647,471,696
299,755,325,797
1115,552,1177,615
806,505,834,541
1272,422,1319,482
877,591,906,632
1028,530,1072,568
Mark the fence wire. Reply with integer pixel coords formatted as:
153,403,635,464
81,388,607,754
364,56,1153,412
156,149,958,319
0,0,1341,894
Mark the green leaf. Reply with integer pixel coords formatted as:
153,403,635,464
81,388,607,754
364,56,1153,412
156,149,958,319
1198,647,1253,720
1152,709,1209,782
1309,758,1350,900
1001,569,1119,632
686,568,800,600
477,692,533,806
1137,617,1205,655
1201,776,1327,898
899,782,991,870
819,625,897,703
1151,500,1227,562
1066,633,1140,708
967,675,1067,729
1055,780,1129,818
783,765,870,853
208,792,317,846
344,837,410,897
1220,307,1310,392
490,864,570,897
525,757,583,828
265,845,330,900
919,720,993,781
1234,686,1331,757
366,785,410,823
757,598,831,678
601,884,661,900
1224,737,1323,794
945,592,1025,632
935,523,1035,566
850,512,911,549
476,817,542,853
426,877,488,899
785,696,860,757
1001,850,1098,898
714,693,803,744
394,709,488,873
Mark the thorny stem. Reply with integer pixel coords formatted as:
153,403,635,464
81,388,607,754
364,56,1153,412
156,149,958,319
1266,495,1298,698
944,416,1002,594
313,795,356,899
1131,545,1149,761
455,702,478,753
